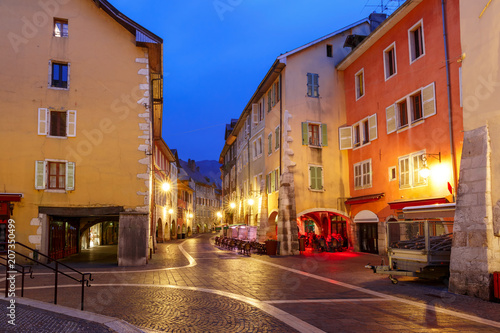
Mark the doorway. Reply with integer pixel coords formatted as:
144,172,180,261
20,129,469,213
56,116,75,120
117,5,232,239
358,223,378,254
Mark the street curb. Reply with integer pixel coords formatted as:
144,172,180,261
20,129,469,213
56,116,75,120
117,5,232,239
0,297,144,333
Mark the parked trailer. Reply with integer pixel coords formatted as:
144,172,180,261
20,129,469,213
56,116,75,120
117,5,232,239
366,219,453,284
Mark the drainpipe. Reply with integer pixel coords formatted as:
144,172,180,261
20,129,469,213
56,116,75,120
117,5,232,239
279,73,283,177
441,0,458,201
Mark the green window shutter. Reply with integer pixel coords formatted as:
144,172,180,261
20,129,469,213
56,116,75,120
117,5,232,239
35,160,46,189
276,169,280,189
321,123,328,146
268,92,272,112
309,166,316,190
302,122,308,145
271,171,276,192
268,133,272,155
275,126,280,150
272,83,276,106
317,167,323,190
66,162,75,190
266,174,270,193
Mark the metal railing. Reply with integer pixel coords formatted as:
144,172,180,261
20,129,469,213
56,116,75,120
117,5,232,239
1,242,93,310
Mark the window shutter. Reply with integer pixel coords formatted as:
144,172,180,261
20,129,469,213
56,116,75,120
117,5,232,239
266,174,270,193
67,110,77,137
271,171,276,192
38,108,49,135
272,84,276,106
302,122,308,145
307,73,312,96
386,104,396,134
317,167,323,190
35,160,46,189
275,126,280,149
368,114,378,141
268,133,272,155
66,162,75,190
422,82,436,118
252,103,259,125
321,123,328,146
309,166,316,190
339,126,352,150
276,169,280,189
268,92,272,112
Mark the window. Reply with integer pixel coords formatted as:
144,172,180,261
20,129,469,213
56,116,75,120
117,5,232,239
35,160,75,191
355,69,364,99
338,114,377,150
389,166,397,181
267,91,272,112
268,133,272,155
309,165,323,191
354,159,372,190
275,126,280,150
410,92,423,122
409,21,424,62
302,122,327,147
383,43,397,80
272,80,280,106
397,99,408,128
307,73,319,97
399,151,427,189
253,136,263,159
259,100,264,121
326,44,333,58
54,18,68,37
50,61,69,88
266,169,280,193
38,108,77,137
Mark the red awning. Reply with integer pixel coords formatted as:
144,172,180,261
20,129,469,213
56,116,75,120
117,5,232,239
388,197,449,210
0,194,23,202
345,193,385,205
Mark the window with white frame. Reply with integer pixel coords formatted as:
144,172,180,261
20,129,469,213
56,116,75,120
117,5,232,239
399,151,427,189
409,20,425,63
302,122,327,147
355,69,364,99
389,166,397,182
35,160,75,191
49,61,69,89
354,159,371,190
38,108,76,137
338,114,377,150
309,165,324,191
307,73,319,97
386,82,436,134
383,43,397,80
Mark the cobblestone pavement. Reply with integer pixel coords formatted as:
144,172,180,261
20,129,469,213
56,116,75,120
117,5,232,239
2,234,500,332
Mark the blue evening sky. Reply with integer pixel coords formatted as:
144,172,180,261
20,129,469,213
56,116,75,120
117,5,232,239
111,0,400,161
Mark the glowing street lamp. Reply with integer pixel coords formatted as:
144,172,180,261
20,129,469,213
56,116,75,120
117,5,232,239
229,202,236,209
161,182,171,192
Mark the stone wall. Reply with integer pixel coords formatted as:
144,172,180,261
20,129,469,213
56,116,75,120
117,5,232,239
449,126,500,300
118,212,149,266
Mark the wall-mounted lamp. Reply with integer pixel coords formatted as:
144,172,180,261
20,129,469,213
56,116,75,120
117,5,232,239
419,152,441,179
8,203,14,216
161,182,171,192
229,202,236,209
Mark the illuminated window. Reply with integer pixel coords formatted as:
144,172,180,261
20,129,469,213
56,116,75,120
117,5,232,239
54,18,68,37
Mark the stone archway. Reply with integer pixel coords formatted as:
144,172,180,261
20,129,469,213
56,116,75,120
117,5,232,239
267,210,278,240
157,218,163,243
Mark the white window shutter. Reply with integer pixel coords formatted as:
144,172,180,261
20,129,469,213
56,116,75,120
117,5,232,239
66,162,75,190
252,103,259,125
386,104,396,134
422,82,436,118
339,126,352,150
38,108,49,135
67,110,77,137
368,114,378,141
35,160,46,189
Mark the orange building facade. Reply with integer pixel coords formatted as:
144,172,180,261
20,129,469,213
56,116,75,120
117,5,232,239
337,0,463,254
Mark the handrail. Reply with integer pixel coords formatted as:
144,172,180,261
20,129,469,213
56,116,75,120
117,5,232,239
0,257,34,297
1,242,93,310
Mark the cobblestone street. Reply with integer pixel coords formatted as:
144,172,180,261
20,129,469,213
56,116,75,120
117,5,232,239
2,233,500,332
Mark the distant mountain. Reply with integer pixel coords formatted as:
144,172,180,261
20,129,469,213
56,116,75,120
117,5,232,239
179,159,222,188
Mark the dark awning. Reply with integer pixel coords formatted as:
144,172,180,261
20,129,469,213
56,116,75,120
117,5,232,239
345,193,385,205
388,197,449,210
0,193,23,202
403,203,456,219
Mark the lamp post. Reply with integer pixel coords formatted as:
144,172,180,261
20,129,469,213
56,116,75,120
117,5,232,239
247,198,254,226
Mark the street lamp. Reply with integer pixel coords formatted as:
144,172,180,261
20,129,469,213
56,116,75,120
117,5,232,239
161,181,171,192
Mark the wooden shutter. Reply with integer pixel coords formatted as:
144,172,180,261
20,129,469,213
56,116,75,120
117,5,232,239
66,162,75,190
339,126,352,150
313,74,319,97
307,73,312,96
422,82,436,118
268,133,272,155
275,126,280,149
271,171,276,192
317,167,323,190
266,174,270,193
321,123,328,146
38,108,48,135
272,83,276,106
67,110,77,137
302,122,308,145
386,104,396,134
368,114,378,141
252,103,259,125
309,166,317,190
35,160,46,189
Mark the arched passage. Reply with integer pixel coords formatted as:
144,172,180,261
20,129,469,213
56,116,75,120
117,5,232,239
267,210,278,240
157,218,163,243
297,208,351,249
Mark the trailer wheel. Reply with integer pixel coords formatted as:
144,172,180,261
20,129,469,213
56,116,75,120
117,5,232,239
389,275,398,284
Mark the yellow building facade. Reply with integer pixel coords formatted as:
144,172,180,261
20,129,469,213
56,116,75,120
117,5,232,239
0,0,163,265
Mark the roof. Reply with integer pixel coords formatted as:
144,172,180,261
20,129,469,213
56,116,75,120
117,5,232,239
179,160,219,188
93,0,163,44
155,138,175,162
337,0,422,70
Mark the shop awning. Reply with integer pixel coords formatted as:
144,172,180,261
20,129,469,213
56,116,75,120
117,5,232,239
402,203,456,219
388,197,449,210
345,193,385,205
0,193,23,202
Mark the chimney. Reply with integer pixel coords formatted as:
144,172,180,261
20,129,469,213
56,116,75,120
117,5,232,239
369,13,387,32
188,159,196,172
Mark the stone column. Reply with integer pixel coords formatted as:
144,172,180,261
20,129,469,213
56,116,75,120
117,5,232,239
278,172,299,255
118,212,149,266
449,126,498,300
